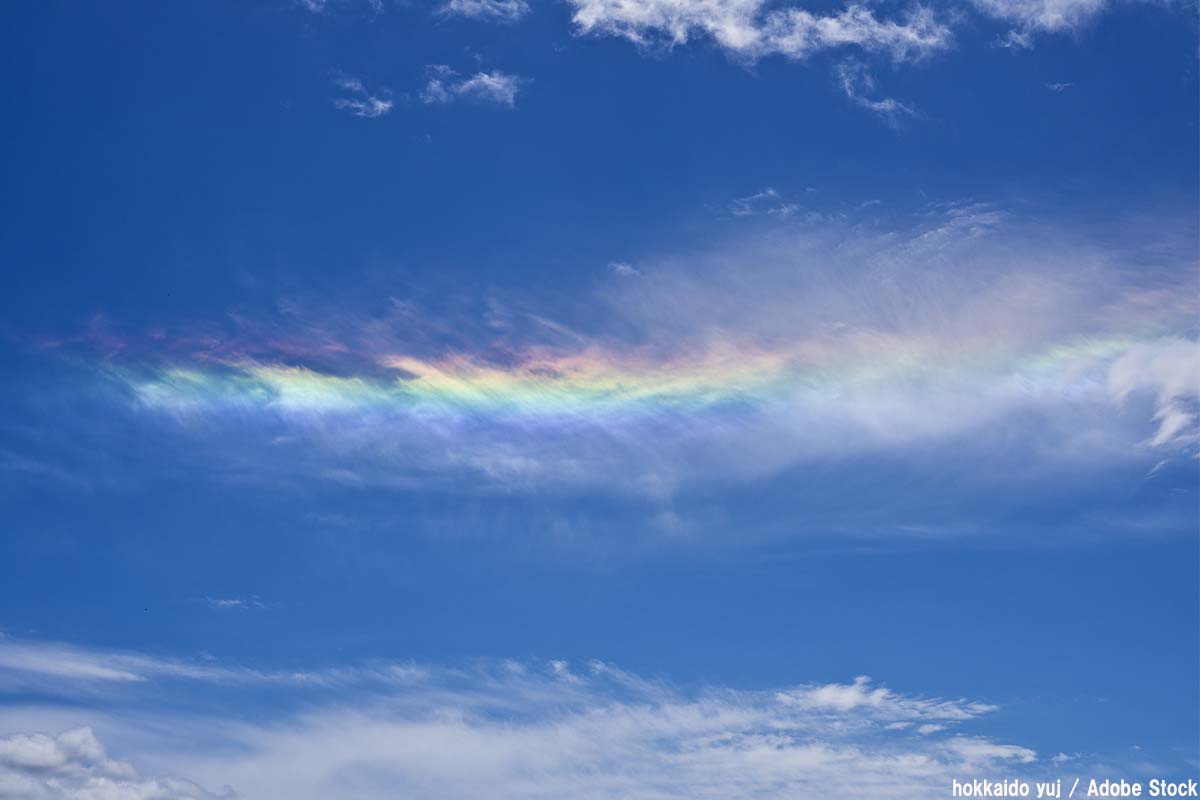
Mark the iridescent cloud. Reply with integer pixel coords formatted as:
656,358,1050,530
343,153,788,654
31,209,1200,494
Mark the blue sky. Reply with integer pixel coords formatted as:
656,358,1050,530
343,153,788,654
0,0,1197,797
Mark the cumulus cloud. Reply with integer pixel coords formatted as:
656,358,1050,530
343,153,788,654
436,0,530,22
0,637,1055,800
568,0,952,63
0,727,221,800
420,66,524,107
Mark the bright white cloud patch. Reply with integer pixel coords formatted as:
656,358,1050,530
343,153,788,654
0,637,1056,800
421,65,524,107
568,0,952,63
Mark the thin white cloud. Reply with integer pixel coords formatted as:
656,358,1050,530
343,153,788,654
608,261,642,277
0,638,1058,800
727,187,801,217
0,640,147,684
835,59,915,123
301,0,384,13
331,75,367,94
568,0,952,63
0,637,423,692
331,73,394,118
1046,81,1073,91
0,450,92,489
421,65,524,107
332,95,392,118
436,0,531,22
205,596,264,611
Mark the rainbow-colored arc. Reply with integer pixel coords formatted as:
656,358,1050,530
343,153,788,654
111,329,1170,422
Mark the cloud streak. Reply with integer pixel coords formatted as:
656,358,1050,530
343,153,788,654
0,636,424,694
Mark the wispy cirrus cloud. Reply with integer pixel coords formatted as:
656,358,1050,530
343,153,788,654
835,59,915,124
330,73,394,118
727,187,800,218
1107,338,1200,449
436,0,531,23
420,65,524,107
973,0,1109,45
0,635,1068,800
